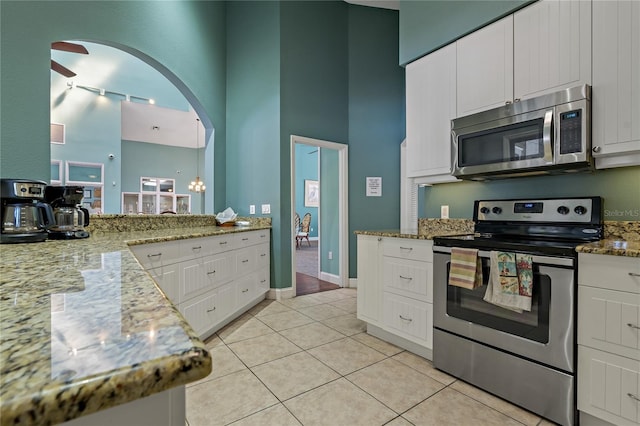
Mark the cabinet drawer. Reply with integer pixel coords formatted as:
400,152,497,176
578,286,639,360
180,282,236,338
256,267,270,293
382,239,432,262
578,346,639,425
382,292,432,347
238,230,270,247
256,243,270,269
236,273,256,307
236,247,257,276
579,253,640,294
383,257,432,302
130,240,183,269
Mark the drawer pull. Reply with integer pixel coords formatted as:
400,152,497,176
242,288,249,293
147,253,162,258
207,270,216,275
207,307,216,313
628,323,640,330
219,241,227,245
629,272,640,277
242,238,249,241
260,279,267,283
399,315,413,322
192,246,202,250
399,275,413,281
242,259,249,263
400,247,413,251
260,253,266,257
628,393,640,402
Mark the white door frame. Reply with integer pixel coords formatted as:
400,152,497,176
290,135,349,295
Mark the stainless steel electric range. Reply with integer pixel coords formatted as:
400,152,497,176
432,197,603,426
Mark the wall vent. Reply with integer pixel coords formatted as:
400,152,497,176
50,123,65,144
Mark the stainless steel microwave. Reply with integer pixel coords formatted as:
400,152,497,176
451,85,592,180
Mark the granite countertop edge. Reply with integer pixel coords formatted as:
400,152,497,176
0,224,270,426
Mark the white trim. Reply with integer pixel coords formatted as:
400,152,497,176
291,135,349,297
267,287,295,300
319,271,341,286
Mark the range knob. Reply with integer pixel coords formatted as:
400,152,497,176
574,205,588,215
480,207,490,214
557,206,570,215
492,207,502,214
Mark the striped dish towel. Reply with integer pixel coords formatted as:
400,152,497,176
448,248,483,289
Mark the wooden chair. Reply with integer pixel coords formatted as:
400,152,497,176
296,212,311,247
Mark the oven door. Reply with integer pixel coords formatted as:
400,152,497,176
433,249,575,373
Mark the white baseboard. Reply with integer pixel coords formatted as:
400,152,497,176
267,286,294,300
320,271,340,285
349,278,358,288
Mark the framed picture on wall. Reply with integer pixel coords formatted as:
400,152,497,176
304,180,319,207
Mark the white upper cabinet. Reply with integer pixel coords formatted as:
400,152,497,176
514,0,592,100
406,43,458,182
456,16,514,117
591,0,640,168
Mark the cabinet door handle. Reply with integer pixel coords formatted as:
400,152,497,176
628,393,640,402
241,259,249,263
219,241,227,245
399,315,412,322
399,275,413,281
505,100,512,105
592,146,601,153
627,323,640,330
192,246,202,250
514,98,521,103
207,307,216,313
377,237,382,242
399,247,413,251
207,270,216,275
147,253,162,258
260,253,266,257
260,279,267,283
629,272,640,277
242,288,249,293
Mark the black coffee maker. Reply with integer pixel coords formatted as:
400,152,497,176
1,178,54,243
44,186,90,239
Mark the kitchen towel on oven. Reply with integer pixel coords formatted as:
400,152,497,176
483,251,533,312
448,248,483,289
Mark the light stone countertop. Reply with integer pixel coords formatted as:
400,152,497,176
575,239,640,257
0,223,269,426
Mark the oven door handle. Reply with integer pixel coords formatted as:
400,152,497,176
433,246,574,267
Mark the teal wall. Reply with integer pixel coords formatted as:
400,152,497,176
320,148,340,276
399,0,532,65
422,167,640,220
295,144,319,239
0,0,227,211
279,1,350,285
348,5,405,275
121,141,204,214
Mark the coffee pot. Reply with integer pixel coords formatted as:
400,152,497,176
1,179,54,243
44,186,90,239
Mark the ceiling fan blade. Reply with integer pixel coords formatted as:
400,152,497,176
51,41,89,55
51,60,76,78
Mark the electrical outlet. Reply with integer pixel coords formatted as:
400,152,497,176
328,251,333,260
261,204,270,214
441,205,450,219
249,205,255,215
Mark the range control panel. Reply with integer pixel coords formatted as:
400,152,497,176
476,198,598,223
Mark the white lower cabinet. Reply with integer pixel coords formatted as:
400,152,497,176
578,253,640,425
131,230,270,340
357,234,433,359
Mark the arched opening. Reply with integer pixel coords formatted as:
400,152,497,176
50,40,214,214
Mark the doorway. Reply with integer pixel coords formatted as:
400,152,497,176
290,135,348,297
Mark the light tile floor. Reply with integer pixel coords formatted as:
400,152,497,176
186,288,556,426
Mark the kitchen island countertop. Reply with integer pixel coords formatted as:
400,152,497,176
0,223,269,426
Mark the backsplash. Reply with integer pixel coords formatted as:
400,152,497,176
87,215,271,233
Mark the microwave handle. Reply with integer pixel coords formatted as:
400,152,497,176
542,109,554,163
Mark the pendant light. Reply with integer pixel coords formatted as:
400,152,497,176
188,118,206,193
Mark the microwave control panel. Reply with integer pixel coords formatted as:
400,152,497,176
559,109,583,154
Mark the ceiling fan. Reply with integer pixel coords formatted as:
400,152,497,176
51,41,89,78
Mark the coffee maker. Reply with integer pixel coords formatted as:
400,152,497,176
44,186,90,239
1,178,54,243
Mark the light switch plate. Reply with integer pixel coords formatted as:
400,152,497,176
249,205,255,215
261,204,271,214
441,205,449,219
